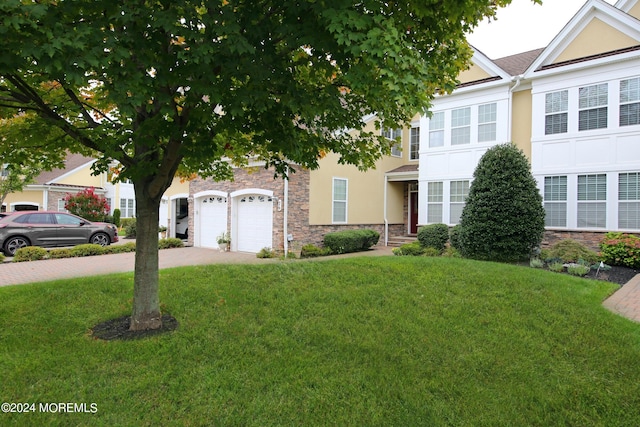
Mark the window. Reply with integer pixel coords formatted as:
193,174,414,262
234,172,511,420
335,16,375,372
578,84,608,131
543,176,567,227
428,112,444,148
449,180,469,224
120,198,135,218
619,172,640,229
410,127,420,160
451,108,470,145
478,103,497,142
382,128,402,157
620,77,640,127
1,164,9,177
55,213,83,225
545,91,568,135
577,174,606,228
57,199,67,212
427,182,443,224
332,178,347,223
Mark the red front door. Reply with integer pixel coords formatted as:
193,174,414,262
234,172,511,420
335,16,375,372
410,191,418,234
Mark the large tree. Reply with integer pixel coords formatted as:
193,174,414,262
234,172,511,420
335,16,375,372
0,0,528,330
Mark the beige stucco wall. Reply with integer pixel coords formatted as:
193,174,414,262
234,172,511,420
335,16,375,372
309,118,412,225
458,64,492,84
511,88,533,159
56,165,104,187
3,190,43,210
555,17,638,63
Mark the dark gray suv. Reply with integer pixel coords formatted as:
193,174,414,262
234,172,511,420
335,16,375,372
0,211,119,256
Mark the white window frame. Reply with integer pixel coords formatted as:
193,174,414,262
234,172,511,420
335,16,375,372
426,182,443,224
449,180,469,225
332,178,348,224
409,126,420,160
577,174,607,228
120,198,136,218
545,90,568,135
382,128,402,157
477,103,497,142
428,112,445,148
619,172,640,230
578,83,608,131
57,199,67,213
451,107,471,145
543,176,567,227
620,77,640,127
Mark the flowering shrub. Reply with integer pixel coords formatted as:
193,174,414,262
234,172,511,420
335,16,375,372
64,187,110,222
599,233,640,269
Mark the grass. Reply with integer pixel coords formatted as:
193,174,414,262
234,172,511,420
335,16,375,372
1,256,640,426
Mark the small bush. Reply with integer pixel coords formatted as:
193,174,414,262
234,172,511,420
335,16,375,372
256,247,276,258
394,242,425,256
123,219,137,238
422,247,442,257
112,209,121,228
449,224,461,250
70,244,106,257
0,253,5,263
546,239,599,264
323,229,379,254
159,238,184,249
567,264,590,277
530,258,544,268
49,248,74,259
442,247,462,258
300,244,331,258
13,246,48,262
600,232,640,268
104,242,137,254
548,262,565,273
417,224,449,252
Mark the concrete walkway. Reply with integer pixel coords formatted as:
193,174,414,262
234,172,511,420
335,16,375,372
1,244,639,324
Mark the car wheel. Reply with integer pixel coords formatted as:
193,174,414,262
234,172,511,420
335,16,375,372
4,236,30,257
91,232,110,246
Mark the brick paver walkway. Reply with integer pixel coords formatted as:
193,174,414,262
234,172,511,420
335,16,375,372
603,274,640,323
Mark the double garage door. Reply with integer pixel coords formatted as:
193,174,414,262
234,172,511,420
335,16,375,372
198,193,273,253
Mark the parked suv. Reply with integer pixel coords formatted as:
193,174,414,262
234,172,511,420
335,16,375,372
0,211,119,256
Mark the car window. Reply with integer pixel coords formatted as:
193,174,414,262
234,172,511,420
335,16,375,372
55,213,84,225
14,213,54,224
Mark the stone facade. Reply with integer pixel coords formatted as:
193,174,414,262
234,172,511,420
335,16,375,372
188,166,397,252
542,230,640,253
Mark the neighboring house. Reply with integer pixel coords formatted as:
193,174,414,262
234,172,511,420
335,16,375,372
418,0,640,249
1,153,189,237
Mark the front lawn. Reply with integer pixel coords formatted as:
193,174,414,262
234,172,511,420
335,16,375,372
1,257,639,426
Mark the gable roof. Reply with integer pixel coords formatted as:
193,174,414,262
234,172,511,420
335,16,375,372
524,0,640,77
492,48,545,76
34,153,96,185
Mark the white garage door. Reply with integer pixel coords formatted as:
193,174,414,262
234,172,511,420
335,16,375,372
199,196,228,248
236,194,273,253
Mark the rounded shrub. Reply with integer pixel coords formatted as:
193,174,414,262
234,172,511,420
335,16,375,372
458,143,545,262
600,232,640,268
300,244,331,258
394,241,425,256
449,224,462,250
70,244,106,257
417,223,449,252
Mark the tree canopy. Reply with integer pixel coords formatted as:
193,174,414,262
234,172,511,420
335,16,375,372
0,0,528,330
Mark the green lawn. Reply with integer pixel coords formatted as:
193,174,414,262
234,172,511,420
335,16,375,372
1,256,639,426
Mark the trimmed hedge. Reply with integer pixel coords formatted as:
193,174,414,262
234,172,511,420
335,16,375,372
300,244,331,258
13,246,48,262
323,229,380,254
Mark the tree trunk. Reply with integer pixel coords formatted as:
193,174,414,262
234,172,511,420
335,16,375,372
129,184,163,331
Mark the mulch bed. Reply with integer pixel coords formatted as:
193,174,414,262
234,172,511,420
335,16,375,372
91,314,178,341
582,265,640,286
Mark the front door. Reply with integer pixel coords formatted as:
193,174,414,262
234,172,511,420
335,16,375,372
410,190,418,234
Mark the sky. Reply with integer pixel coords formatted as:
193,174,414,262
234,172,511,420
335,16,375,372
466,0,618,59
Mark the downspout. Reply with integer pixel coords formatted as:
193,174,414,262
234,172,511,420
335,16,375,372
508,75,523,143
383,175,388,246
283,167,289,257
